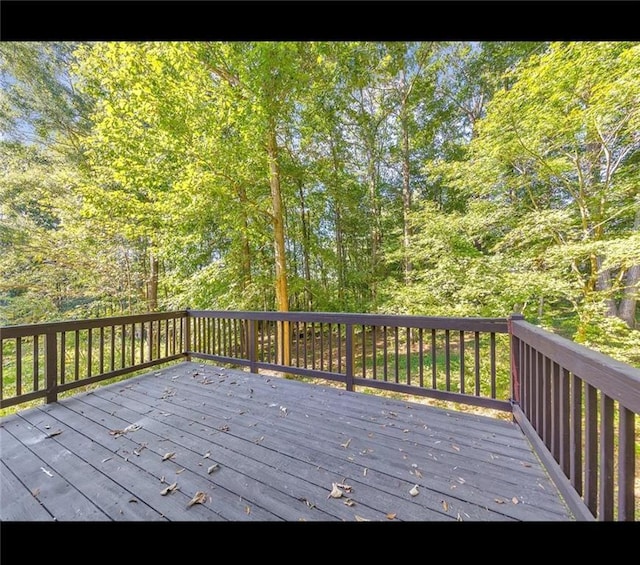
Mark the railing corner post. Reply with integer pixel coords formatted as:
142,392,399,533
508,312,524,407
45,330,58,404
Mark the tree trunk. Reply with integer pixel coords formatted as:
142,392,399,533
595,255,617,317
297,180,312,310
400,99,412,284
267,123,290,365
618,208,640,328
147,253,159,312
237,184,252,289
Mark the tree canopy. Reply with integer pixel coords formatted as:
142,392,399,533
1,41,638,365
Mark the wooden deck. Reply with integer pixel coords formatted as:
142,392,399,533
0,361,575,522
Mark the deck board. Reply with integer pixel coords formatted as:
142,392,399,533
0,362,575,521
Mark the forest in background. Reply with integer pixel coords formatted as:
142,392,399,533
1,41,639,366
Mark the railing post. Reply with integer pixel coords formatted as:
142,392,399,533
508,313,524,406
345,323,354,392
45,331,58,404
248,319,258,374
183,309,191,361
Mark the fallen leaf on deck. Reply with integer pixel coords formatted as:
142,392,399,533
414,469,423,478
160,482,177,496
340,438,351,449
354,515,370,522
521,462,531,468
31,488,40,498
187,491,207,508
386,513,397,520
176,468,185,474
46,429,63,438
456,477,465,484
363,468,368,477
344,498,355,507
409,485,419,497
162,452,176,461
279,406,288,416
245,506,251,515
457,513,463,521
133,443,147,456
299,497,315,508
328,483,344,498
45,425,50,430
494,498,505,504
124,423,141,433
452,444,460,451
207,464,220,474
512,497,519,505
101,457,112,463
403,429,409,433
129,498,138,503
203,451,210,459
219,425,230,432
442,500,449,512
388,411,397,417
254,436,264,444
40,467,53,477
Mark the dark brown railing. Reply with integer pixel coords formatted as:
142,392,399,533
510,314,639,522
1,309,638,521
0,311,186,409
186,310,510,411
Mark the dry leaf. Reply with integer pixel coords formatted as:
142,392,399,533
414,469,423,478
386,513,397,520
187,491,207,508
344,499,355,507
456,477,465,484
203,451,211,459
160,482,178,496
101,457,112,463
363,468,368,477
123,423,141,433
40,467,53,477
409,485,419,497
129,498,138,504
452,444,460,451
328,483,344,499
340,438,351,449
354,515,370,522
254,436,264,444
31,488,40,498
442,500,449,512
512,497,519,505
46,429,63,438
207,463,220,474
245,506,251,515
521,461,531,468
219,425,229,432
494,498,505,504
162,452,176,461
176,468,185,474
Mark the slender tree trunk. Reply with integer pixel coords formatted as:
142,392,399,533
267,122,290,365
237,185,252,289
400,101,412,284
618,208,640,328
367,149,379,304
297,180,312,310
147,253,159,312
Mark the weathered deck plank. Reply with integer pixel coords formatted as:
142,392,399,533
0,362,575,521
